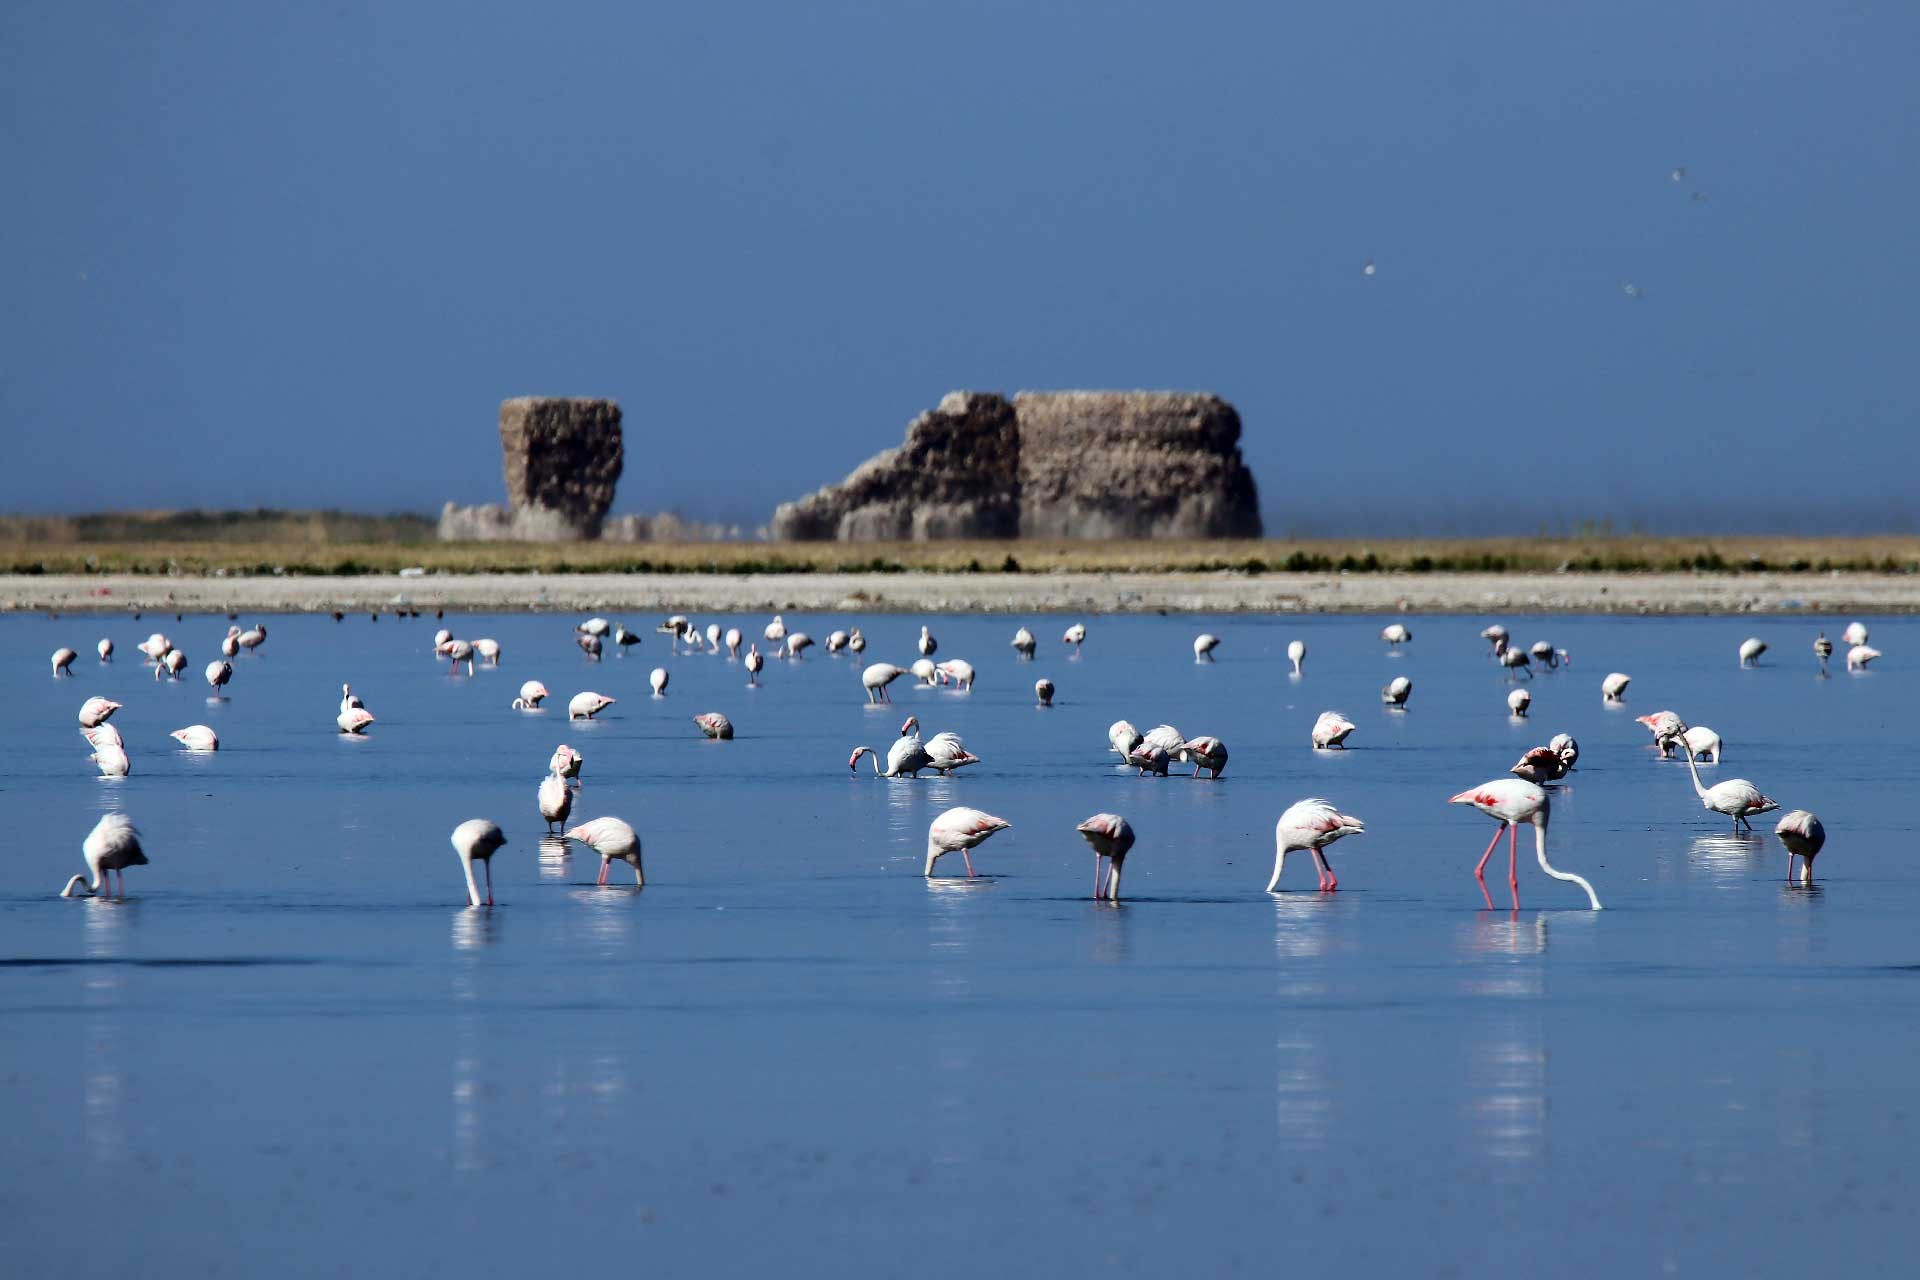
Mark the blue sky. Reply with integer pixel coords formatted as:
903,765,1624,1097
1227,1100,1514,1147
4,2,1915,534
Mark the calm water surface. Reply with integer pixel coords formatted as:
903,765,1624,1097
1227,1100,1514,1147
3,610,1917,1276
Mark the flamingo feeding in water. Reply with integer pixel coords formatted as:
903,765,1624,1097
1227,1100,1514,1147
170,725,219,752
221,627,240,658
650,668,669,697
568,691,616,720
91,742,131,777
786,633,814,660
1077,813,1134,900
238,624,267,653
474,638,501,666
726,628,743,658
827,630,849,654
451,819,508,906
1738,637,1767,667
1843,622,1869,646
539,772,573,833
850,734,932,778
694,712,734,740
52,648,77,675
745,646,764,686
1062,623,1087,653
910,659,938,686
861,663,907,703
61,814,147,898
1311,711,1356,749
1108,720,1143,757
1507,688,1530,717
337,707,375,735
568,816,643,886
1035,678,1054,707
1549,733,1579,770
1509,747,1566,785
900,717,979,773
1175,735,1228,778
924,807,1009,878
1127,743,1171,776
1193,633,1220,661
1288,639,1305,676
97,638,114,662
934,659,975,691
1480,624,1509,654
512,680,548,710
78,697,121,729
1448,778,1601,910
1012,627,1037,660
1382,676,1411,707
1678,733,1777,830
1269,799,1364,892
1775,810,1825,884
1602,672,1631,701
1847,644,1881,672
206,660,232,695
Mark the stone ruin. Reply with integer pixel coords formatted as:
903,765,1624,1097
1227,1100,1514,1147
770,391,1262,540
439,398,626,542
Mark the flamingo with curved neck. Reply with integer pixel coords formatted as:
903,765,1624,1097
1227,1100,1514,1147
1449,779,1601,910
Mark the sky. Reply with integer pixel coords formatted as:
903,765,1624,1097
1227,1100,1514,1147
4,1,1916,536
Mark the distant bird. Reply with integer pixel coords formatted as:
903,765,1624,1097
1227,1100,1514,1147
91,742,131,777
921,730,981,775
578,618,611,637
1671,165,1686,182
61,814,147,899
1635,710,1686,756
935,659,976,691
1678,734,1777,830
205,660,232,695
97,638,113,662
910,659,939,686
337,707,375,735
1142,724,1184,754
1549,734,1579,770
1602,672,1631,701
160,649,187,679
694,712,734,740
474,638,501,666
1035,677,1054,707
786,633,814,660
1621,281,1643,300
1176,735,1228,778
1127,743,1171,776
1681,725,1722,761
568,691,616,720
850,734,932,778
1847,644,1881,672
433,628,453,650
1382,676,1411,707
1775,810,1826,885
918,626,938,657
82,724,124,751
1480,624,1509,654
924,807,1009,878
238,623,266,653
170,725,218,752
1012,627,1037,660
745,646,764,686
764,615,788,647
1311,711,1356,749
1362,258,1376,277
726,628,744,658
1508,688,1530,717
539,772,573,833
1449,779,1600,910
549,745,583,783
441,638,475,675
220,627,240,658
451,819,508,907
847,630,866,655
1287,639,1305,676
650,668,669,697
705,623,722,653
1813,633,1832,669
656,615,689,641
1843,622,1869,646
1529,641,1569,669
1077,813,1135,900
1381,623,1411,647
1498,646,1532,678
1269,799,1364,892
1509,747,1566,785
1109,720,1143,756
1738,637,1767,667
567,817,644,887
512,680,548,710
1193,633,1220,661
1062,622,1087,652
340,683,365,713
827,630,849,654
78,697,121,728
138,633,171,661
52,647,77,675
860,662,905,703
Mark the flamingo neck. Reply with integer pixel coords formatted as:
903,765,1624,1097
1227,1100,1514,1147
1105,855,1124,901
923,845,942,878
1533,821,1601,910
460,855,483,908
60,874,93,898
1680,741,1709,798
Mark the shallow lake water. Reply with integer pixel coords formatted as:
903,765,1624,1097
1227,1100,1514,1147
3,608,1917,1276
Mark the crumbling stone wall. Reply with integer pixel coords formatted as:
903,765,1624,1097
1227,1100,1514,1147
499,397,623,539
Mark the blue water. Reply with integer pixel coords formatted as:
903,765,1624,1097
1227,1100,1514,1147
3,610,1917,1277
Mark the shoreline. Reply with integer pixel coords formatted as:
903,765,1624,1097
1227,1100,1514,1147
3,570,1917,615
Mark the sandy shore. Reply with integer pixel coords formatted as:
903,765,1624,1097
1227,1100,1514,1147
4,570,1918,615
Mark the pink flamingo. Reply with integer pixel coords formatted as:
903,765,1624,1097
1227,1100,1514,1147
1269,799,1364,891
1077,813,1135,900
1448,779,1601,910
924,807,1010,878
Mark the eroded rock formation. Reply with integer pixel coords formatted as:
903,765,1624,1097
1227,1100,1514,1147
499,397,624,539
770,390,1261,540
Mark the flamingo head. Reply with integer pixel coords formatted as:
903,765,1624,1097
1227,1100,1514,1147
899,716,919,737
848,747,871,772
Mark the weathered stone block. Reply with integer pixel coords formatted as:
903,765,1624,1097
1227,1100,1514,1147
498,397,623,539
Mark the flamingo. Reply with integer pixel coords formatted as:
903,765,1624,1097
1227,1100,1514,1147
917,626,938,657
765,615,788,648
900,717,978,771
726,628,744,658
220,627,240,658
1530,642,1569,668
934,659,976,691
827,630,850,654
1128,742,1171,776
206,661,233,695
337,707,375,735
1381,676,1411,707
1035,678,1054,708
170,725,219,752
910,659,939,686
1012,627,1037,660
694,712,734,740
576,634,603,660
706,623,723,653
61,814,147,898
451,819,508,906
138,633,171,661
850,734,932,778
1602,672,1631,701
1077,813,1135,900
1311,711,1356,749
1176,735,1228,778
1193,633,1220,661
578,617,611,637
340,683,365,713
1138,723,1181,752
539,772,573,833
1509,747,1566,784
1677,733,1777,830
613,623,641,653
1062,622,1087,652
1843,622,1869,646
1738,637,1767,667
52,647,77,675
82,724,124,751
1287,639,1305,676
1635,711,1685,757
679,620,704,651
238,623,266,653
1109,720,1144,756
1549,733,1579,770
1775,810,1825,885
568,691,616,720
1381,623,1411,647
1847,644,1881,672
1481,623,1510,655
1681,726,1722,761
549,744,583,784
512,680,548,710
440,638,476,675
433,628,453,650
1508,688,1530,717
1449,779,1600,910
91,742,131,777
474,638,501,666
1269,799,1364,892
786,633,814,660
97,638,113,662
649,668,669,697
158,649,187,679
848,629,866,655
861,663,907,703
1813,633,1832,669
924,807,1009,878
746,645,765,686
1498,646,1532,678
568,817,644,886
78,697,121,728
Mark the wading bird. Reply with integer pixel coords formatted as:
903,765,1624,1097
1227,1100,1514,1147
918,626,938,657
1775,810,1825,885
1382,676,1411,707
1269,799,1364,892
1012,627,1036,660
79,697,121,728
1077,813,1134,900
1738,637,1767,667
52,647,77,675
861,663,907,703
1311,711,1356,749
1288,639,1305,676
568,816,643,886
1448,779,1600,910
650,668,669,697
1062,622,1087,652
539,772,572,833
925,807,1009,878
694,712,734,740
1678,734,1777,831
745,646,764,686
206,660,232,695
1035,678,1054,708
1602,672,1631,701
170,725,218,752
568,691,616,720
850,733,932,778
1847,644,1881,672
451,819,507,906
337,707,375,735
1508,688,1530,717
1193,633,1220,661
61,814,146,899
97,638,113,662
1176,735,1228,778
512,680,548,710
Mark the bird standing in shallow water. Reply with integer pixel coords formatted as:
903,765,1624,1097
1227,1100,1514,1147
1775,810,1825,884
62,814,147,898
1077,814,1134,900
1448,779,1600,911
925,808,1009,878
1270,800,1364,892
451,819,507,906
568,817,643,886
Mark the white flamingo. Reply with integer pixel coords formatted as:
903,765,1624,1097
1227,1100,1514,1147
848,630,866,655
1508,688,1530,717
786,633,814,660
1602,672,1631,701
934,659,976,691
568,691,616,720
577,633,603,659
706,623,723,653
91,742,131,777
440,638,476,675
1193,633,1220,661
52,647,77,675
765,615,788,647
1381,623,1411,647
1549,733,1579,770
1842,622,1869,646
1287,639,1305,676
579,617,611,637
1142,724,1184,754
1062,622,1087,652
82,724,124,751
237,624,267,653
539,772,573,833
512,680,548,710
694,712,734,740
1509,747,1566,785
138,633,171,661
1635,710,1685,756
1449,778,1600,910
1775,810,1825,885
899,717,979,773
726,628,744,658
1738,637,1767,667
1108,720,1143,756
650,667,669,697
337,707,375,735
1311,711,1356,749
1681,725,1722,761
917,626,938,657
158,649,187,679
206,661,232,695
451,819,508,906
170,725,218,752
1678,733,1777,830
1269,799,1364,892
97,638,113,662
1035,677,1054,707
1847,644,1881,672
549,744,583,784
340,683,365,713
474,638,501,666
1127,743,1170,776
827,630,850,654
1481,623,1509,654
1077,813,1135,900
1176,735,1228,778
78,697,121,728
924,807,1009,878
862,663,907,703
1382,676,1411,706
910,659,938,686
62,814,147,898
850,734,932,778
1012,627,1037,660
568,817,643,886
1498,646,1532,678
746,646,765,686
220,627,240,658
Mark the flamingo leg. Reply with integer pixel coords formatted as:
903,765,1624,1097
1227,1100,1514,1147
1508,823,1521,910
1786,852,1796,883
1320,850,1338,891
1474,825,1503,909
962,848,976,878
484,861,494,907
596,860,609,886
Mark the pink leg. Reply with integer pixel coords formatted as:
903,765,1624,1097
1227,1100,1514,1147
962,848,976,878
596,861,609,885
1508,824,1521,910
1474,825,1503,909
484,862,494,907
1320,850,1338,891
1094,856,1106,897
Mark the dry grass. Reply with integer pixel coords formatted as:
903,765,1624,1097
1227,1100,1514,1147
5,535,1919,576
